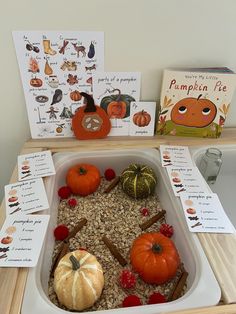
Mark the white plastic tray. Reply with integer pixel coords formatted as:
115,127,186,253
22,148,220,314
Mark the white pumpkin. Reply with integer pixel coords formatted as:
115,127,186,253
54,250,104,310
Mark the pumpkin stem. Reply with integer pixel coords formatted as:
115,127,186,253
80,92,97,113
111,89,121,101
197,94,202,101
69,255,80,270
79,167,87,175
152,243,162,254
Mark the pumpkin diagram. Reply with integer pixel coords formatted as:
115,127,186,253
54,250,104,311
133,110,151,127
130,232,180,284
66,163,101,196
120,163,157,199
72,92,111,139
100,89,135,119
171,94,217,128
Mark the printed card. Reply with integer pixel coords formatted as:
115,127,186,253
180,193,235,233
18,150,55,181
0,214,50,267
5,178,49,216
129,101,156,136
92,72,141,136
166,166,209,196
159,145,193,167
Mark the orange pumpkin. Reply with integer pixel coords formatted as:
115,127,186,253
72,93,111,140
171,94,217,128
66,163,101,196
130,232,180,284
133,110,151,127
30,77,43,87
70,90,82,102
107,90,127,119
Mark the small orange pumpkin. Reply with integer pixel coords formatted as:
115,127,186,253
130,232,180,284
72,93,111,140
66,163,101,196
70,90,82,102
133,110,151,127
30,77,43,87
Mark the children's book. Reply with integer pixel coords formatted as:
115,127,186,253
156,68,236,138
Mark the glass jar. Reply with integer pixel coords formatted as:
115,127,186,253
199,148,222,184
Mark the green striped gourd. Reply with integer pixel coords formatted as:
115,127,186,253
120,163,157,199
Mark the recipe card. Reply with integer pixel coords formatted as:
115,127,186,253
4,178,49,216
180,193,235,233
160,145,193,167
166,166,209,196
0,214,50,267
18,150,55,181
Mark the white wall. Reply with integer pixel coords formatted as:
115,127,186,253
1,0,236,201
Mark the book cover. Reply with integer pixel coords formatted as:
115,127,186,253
156,68,236,138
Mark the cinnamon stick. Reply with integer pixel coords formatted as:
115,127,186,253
50,241,69,275
168,270,188,301
139,210,166,230
50,218,87,276
102,235,127,266
104,176,120,193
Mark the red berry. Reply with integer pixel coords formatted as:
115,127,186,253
160,223,174,238
58,186,72,199
122,295,142,307
140,207,149,216
54,224,69,241
104,168,116,181
148,292,166,304
119,269,136,289
68,198,77,207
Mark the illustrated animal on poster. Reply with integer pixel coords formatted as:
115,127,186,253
71,42,86,57
171,94,217,128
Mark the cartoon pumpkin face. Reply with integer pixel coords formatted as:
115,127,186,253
171,95,217,128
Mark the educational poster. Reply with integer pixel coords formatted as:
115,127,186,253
12,31,104,138
92,72,141,135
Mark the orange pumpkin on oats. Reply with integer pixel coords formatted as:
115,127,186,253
171,94,217,128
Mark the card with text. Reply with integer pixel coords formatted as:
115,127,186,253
18,150,55,181
166,166,209,196
0,214,50,267
129,101,156,136
5,178,49,216
160,145,193,167
180,193,235,233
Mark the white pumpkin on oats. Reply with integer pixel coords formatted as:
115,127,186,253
54,250,104,310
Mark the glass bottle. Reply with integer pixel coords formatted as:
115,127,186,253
199,148,222,184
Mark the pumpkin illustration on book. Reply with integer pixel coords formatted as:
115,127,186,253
54,250,104,310
120,163,157,199
171,94,217,128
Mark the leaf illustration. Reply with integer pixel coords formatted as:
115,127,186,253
219,108,224,114
163,96,168,107
160,110,168,115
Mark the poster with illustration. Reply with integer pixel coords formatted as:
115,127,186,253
129,101,156,136
12,31,104,138
92,72,141,135
157,68,236,138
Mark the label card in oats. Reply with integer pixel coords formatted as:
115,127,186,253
4,178,49,216
180,193,235,233
166,166,209,196
0,214,50,267
160,145,193,167
18,150,55,181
